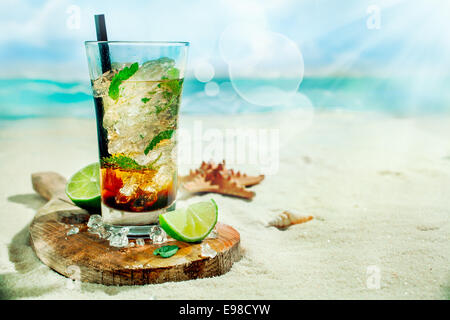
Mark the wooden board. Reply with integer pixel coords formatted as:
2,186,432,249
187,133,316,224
29,172,241,286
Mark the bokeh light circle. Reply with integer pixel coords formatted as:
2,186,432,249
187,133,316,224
220,22,304,107
194,60,215,82
204,81,220,97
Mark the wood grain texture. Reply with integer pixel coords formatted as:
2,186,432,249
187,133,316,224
29,172,241,286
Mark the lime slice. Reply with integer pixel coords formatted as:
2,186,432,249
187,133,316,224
159,199,218,242
65,162,101,211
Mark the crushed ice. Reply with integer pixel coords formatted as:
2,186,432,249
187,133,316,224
136,238,145,246
86,214,168,248
149,225,168,244
66,226,79,236
87,214,102,229
206,227,218,239
201,243,217,258
109,229,129,248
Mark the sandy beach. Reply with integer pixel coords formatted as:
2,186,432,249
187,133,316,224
0,109,449,299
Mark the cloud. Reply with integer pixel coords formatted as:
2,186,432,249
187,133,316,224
0,0,76,46
1,0,450,80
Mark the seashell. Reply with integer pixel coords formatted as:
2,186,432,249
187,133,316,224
268,210,313,229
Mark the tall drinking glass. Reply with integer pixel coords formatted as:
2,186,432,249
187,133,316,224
85,41,189,235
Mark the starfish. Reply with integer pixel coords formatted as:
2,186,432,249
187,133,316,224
180,161,264,199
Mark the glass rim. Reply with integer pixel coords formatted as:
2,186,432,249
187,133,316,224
85,40,189,46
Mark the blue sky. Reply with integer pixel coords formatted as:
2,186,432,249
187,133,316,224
0,0,449,81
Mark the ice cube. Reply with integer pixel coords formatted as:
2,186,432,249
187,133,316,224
150,225,167,244
119,176,138,196
98,226,112,239
136,238,145,246
88,227,98,235
142,185,157,194
153,164,174,190
201,243,217,258
118,227,130,237
130,57,176,81
109,234,129,248
87,214,103,229
111,62,133,70
66,227,79,236
206,227,218,239
92,70,115,97
116,177,139,205
88,225,111,240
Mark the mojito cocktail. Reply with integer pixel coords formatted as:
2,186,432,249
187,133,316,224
85,42,189,226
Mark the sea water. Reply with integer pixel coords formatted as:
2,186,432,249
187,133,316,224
1,77,450,120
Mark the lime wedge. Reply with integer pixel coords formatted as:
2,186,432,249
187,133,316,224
159,199,218,242
65,162,101,211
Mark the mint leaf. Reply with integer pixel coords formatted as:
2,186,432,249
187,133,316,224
153,245,179,258
155,105,163,114
169,103,179,117
101,153,160,170
141,97,150,103
159,79,182,96
165,79,181,95
155,96,176,115
101,154,143,170
144,129,174,155
167,67,180,79
108,62,139,100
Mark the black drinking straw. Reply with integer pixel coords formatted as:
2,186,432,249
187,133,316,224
94,14,111,73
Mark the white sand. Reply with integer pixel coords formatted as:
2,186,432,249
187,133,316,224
0,110,449,299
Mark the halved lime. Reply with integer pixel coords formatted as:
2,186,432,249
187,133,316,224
65,162,101,211
159,199,218,242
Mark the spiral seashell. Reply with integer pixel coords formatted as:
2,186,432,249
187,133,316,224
268,210,313,229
